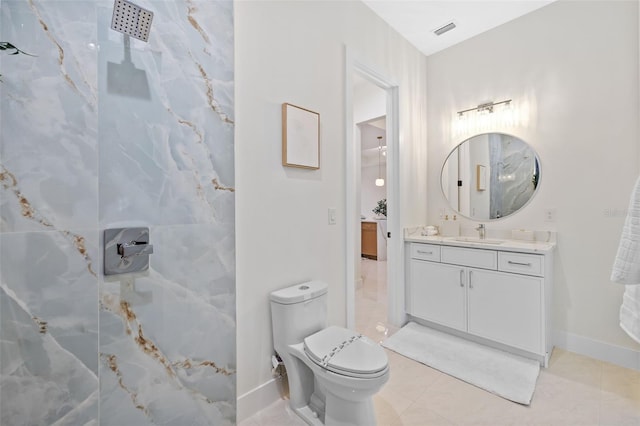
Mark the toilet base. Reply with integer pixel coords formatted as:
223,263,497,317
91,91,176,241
324,393,376,426
291,397,376,426
281,343,387,426
292,405,324,426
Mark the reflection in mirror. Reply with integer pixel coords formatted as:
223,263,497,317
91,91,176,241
441,133,540,220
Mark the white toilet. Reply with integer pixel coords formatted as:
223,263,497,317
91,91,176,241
270,281,389,426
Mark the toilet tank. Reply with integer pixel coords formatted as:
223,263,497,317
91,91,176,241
270,281,328,349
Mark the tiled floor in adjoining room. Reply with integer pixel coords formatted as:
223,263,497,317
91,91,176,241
241,258,640,426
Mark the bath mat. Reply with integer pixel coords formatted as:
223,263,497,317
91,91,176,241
381,322,540,405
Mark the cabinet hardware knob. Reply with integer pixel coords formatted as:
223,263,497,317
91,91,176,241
460,270,464,287
508,261,532,266
417,250,433,255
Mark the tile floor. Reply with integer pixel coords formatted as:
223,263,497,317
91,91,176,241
241,258,640,426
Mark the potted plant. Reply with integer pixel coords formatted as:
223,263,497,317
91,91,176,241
372,198,387,219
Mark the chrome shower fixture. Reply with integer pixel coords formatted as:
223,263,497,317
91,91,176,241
110,0,154,42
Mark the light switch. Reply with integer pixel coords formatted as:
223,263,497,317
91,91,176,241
328,208,337,225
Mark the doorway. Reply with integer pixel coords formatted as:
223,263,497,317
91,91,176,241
356,114,388,339
345,50,401,338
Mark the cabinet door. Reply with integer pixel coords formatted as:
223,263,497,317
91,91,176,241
409,260,466,331
361,223,377,259
467,269,542,354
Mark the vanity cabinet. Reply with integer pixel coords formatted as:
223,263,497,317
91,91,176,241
407,242,551,365
466,269,542,354
361,222,377,259
410,260,466,331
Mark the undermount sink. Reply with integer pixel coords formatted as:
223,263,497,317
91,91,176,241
450,237,504,245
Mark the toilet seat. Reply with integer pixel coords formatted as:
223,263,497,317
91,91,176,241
303,326,388,379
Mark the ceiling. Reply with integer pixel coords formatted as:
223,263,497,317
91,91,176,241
361,0,556,56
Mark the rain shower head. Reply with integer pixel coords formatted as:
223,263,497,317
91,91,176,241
107,1,152,99
110,0,154,42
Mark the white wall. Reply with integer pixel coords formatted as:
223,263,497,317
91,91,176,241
426,0,640,355
353,75,386,125
235,0,427,418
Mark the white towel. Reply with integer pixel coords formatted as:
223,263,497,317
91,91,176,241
619,285,640,344
611,176,640,343
612,176,640,284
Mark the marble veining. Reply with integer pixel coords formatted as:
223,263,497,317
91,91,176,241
1,166,54,228
1,165,97,275
1,282,99,425
101,353,148,414
28,0,84,103
99,247,236,425
1,0,235,424
193,56,234,125
212,177,235,192
186,0,210,45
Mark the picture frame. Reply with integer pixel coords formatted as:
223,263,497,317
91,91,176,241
476,164,487,191
282,103,320,169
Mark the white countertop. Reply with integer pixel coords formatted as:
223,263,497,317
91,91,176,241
404,234,556,254
361,218,387,223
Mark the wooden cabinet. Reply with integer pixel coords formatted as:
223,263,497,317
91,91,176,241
361,222,377,259
407,242,551,365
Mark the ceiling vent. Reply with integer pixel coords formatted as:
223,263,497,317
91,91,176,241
433,22,456,36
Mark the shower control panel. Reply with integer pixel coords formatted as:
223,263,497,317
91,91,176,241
104,227,154,275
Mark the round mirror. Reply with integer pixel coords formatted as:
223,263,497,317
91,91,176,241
441,133,540,220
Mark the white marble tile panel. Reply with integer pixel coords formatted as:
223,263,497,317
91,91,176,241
1,1,235,424
0,230,99,374
1,0,98,232
1,284,98,425
97,0,234,226
99,224,235,425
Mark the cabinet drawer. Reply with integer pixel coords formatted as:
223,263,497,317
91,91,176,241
441,246,497,270
410,243,441,262
361,222,377,231
498,252,544,277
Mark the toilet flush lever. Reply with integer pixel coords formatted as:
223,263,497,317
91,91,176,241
118,241,154,258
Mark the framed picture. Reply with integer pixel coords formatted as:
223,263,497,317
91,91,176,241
282,103,320,169
476,164,487,191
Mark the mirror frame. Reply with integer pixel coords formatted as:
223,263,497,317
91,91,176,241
440,132,541,221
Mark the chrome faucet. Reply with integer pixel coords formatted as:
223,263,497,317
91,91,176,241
475,224,486,239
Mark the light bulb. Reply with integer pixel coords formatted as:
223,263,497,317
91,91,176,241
375,178,385,187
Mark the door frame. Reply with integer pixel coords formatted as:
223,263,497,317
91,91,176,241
345,47,402,329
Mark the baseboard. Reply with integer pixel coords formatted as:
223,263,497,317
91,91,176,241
553,330,640,371
237,377,286,423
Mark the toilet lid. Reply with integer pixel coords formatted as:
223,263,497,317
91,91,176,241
303,326,388,377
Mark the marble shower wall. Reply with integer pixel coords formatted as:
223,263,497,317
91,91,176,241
0,1,235,424
488,134,536,218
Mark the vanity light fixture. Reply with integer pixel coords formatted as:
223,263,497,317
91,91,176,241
457,99,512,117
454,99,515,136
375,136,385,187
